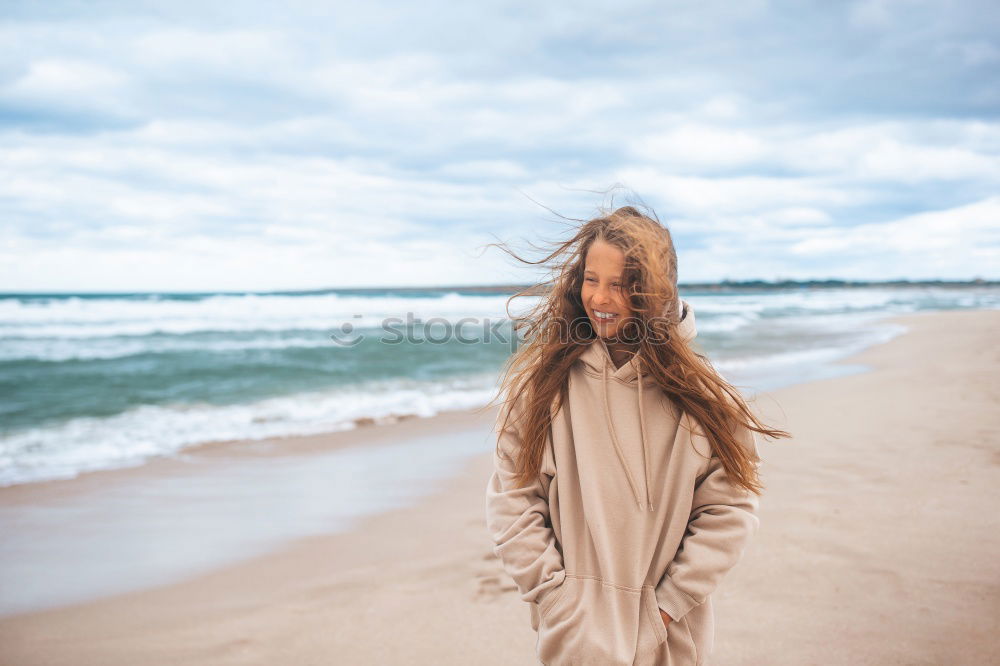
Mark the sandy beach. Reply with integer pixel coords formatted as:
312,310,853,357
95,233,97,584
1,308,998,665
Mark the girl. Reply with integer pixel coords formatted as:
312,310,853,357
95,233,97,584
485,204,789,665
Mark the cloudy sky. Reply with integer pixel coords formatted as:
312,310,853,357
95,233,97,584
1,0,998,292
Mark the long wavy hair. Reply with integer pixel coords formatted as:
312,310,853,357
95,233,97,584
485,200,790,495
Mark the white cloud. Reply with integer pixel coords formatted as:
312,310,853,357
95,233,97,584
615,169,865,217
789,196,1000,257
675,197,1000,281
132,29,292,71
768,207,832,226
7,59,126,99
436,159,530,180
781,124,1000,181
625,120,1000,183
0,1,998,288
5,58,127,101
699,94,746,121
628,124,767,168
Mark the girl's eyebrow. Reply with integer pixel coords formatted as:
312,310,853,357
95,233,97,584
583,269,622,278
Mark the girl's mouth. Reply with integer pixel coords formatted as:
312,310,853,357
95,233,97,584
594,310,619,321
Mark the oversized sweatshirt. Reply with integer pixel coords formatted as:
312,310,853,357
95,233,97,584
485,300,761,665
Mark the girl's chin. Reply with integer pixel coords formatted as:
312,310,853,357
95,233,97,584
589,313,636,340
591,320,638,343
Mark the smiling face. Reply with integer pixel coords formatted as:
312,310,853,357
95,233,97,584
581,238,635,340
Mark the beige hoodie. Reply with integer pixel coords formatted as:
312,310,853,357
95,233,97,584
485,300,761,665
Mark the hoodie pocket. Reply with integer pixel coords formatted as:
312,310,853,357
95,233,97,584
538,581,569,621
638,584,669,657
535,574,668,666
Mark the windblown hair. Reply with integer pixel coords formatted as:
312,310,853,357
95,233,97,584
485,199,790,495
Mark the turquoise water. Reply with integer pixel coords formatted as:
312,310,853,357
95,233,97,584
1,285,998,486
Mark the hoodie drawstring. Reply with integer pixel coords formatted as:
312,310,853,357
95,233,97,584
637,357,653,512
601,355,654,512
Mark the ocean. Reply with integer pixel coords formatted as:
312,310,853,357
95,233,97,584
2,285,998,487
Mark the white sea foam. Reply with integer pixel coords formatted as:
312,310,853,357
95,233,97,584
0,292,538,340
0,372,500,487
0,334,350,362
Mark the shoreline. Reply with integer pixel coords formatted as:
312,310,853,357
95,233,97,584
1,307,998,664
0,405,497,507
0,402,502,618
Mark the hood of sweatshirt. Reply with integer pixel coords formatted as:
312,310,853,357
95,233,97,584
576,299,697,512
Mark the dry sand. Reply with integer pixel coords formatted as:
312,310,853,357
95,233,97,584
0,308,998,665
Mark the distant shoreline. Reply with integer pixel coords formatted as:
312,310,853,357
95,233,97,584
1,277,997,298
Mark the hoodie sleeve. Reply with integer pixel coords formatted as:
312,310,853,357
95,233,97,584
484,400,567,608
655,422,761,621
